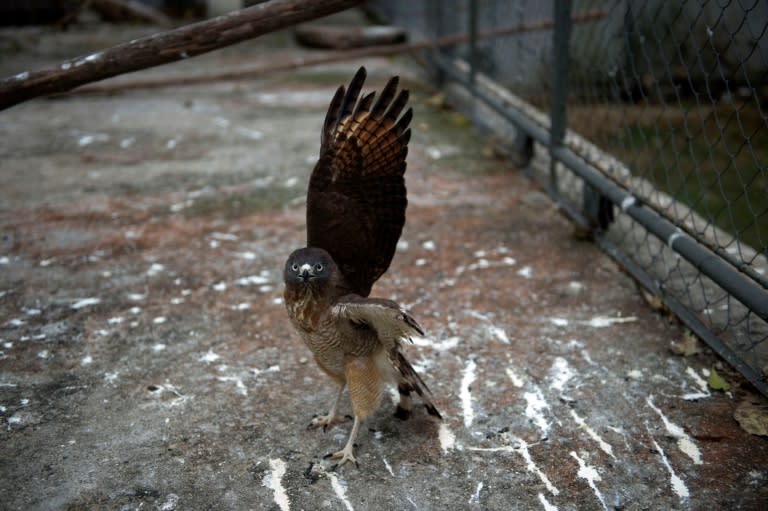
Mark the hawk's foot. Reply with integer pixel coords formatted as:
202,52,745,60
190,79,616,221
326,444,358,469
307,413,350,432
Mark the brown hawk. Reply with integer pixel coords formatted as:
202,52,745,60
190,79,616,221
283,67,441,467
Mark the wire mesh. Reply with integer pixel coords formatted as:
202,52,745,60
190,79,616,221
369,0,768,391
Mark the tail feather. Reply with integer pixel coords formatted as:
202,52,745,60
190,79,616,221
392,350,442,420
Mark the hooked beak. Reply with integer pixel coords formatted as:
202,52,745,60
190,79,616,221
298,263,314,282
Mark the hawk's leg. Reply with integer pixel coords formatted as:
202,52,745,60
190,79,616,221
328,415,361,468
308,384,348,431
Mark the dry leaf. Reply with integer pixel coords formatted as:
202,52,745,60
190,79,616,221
734,398,768,436
670,330,702,357
427,92,446,108
640,288,665,312
450,112,470,126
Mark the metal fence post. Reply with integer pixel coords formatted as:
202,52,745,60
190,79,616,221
428,0,446,86
550,0,572,193
468,0,478,88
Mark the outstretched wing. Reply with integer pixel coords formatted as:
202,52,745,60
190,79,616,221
332,294,424,350
307,66,412,297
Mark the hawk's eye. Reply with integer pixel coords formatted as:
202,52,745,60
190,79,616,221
314,263,324,272
291,263,299,272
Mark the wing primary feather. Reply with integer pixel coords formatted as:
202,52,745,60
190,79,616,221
369,76,399,118
401,311,425,336
398,128,412,146
383,89,409,122
394,108,413,134
352,91,376,119
321,85,345,148
334,66,367,133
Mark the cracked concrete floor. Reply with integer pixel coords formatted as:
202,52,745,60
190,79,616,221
1,12,768,511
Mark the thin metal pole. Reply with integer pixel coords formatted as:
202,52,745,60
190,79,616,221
550,0,573,191
468,0,479,88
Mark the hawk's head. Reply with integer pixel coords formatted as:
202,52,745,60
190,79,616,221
283,247,337,290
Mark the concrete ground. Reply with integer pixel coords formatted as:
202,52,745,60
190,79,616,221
1,10,767,511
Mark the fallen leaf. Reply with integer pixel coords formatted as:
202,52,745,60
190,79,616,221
734,398,768,436
640,288,665,312
427,92,446,108
670,330,702,357
450,112,470,126
707,367,731,392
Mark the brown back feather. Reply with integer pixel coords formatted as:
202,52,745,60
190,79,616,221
307,67,412,297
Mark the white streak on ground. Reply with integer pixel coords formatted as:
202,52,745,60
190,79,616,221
506,367,525,388
681,367,710,401
236,274,270,286
549,357,575,393
147,263,165,276
488,325,509,344
464,311,509,344
77,133,109,146
648,434,690,500
585,315,638,328
439,422,456,452
468,482,483,504
570,451,607,511
411,336,460,352
198,349,221,364
251,365,280,377
549,317,569,327
570,410,615,458
382,458,395,477
211,231,238,241
516,265,533,278
524,386,550,438
70,297,101,309
580,349,596,365
262,458,290,511
461,359,477,428
217,376,247,396
538,493,558,511
466,310,490,321
549,316,638,328
470,439,559,496
647,396,703,464
328,472,354,511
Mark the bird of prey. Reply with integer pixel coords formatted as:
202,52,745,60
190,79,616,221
283,67,441,467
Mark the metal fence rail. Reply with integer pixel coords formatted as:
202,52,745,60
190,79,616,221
369,0,768,395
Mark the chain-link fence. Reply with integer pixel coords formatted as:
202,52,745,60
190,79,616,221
368,0,768,395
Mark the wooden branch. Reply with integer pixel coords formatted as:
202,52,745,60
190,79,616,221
70,8,608,95
0,0,363,111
